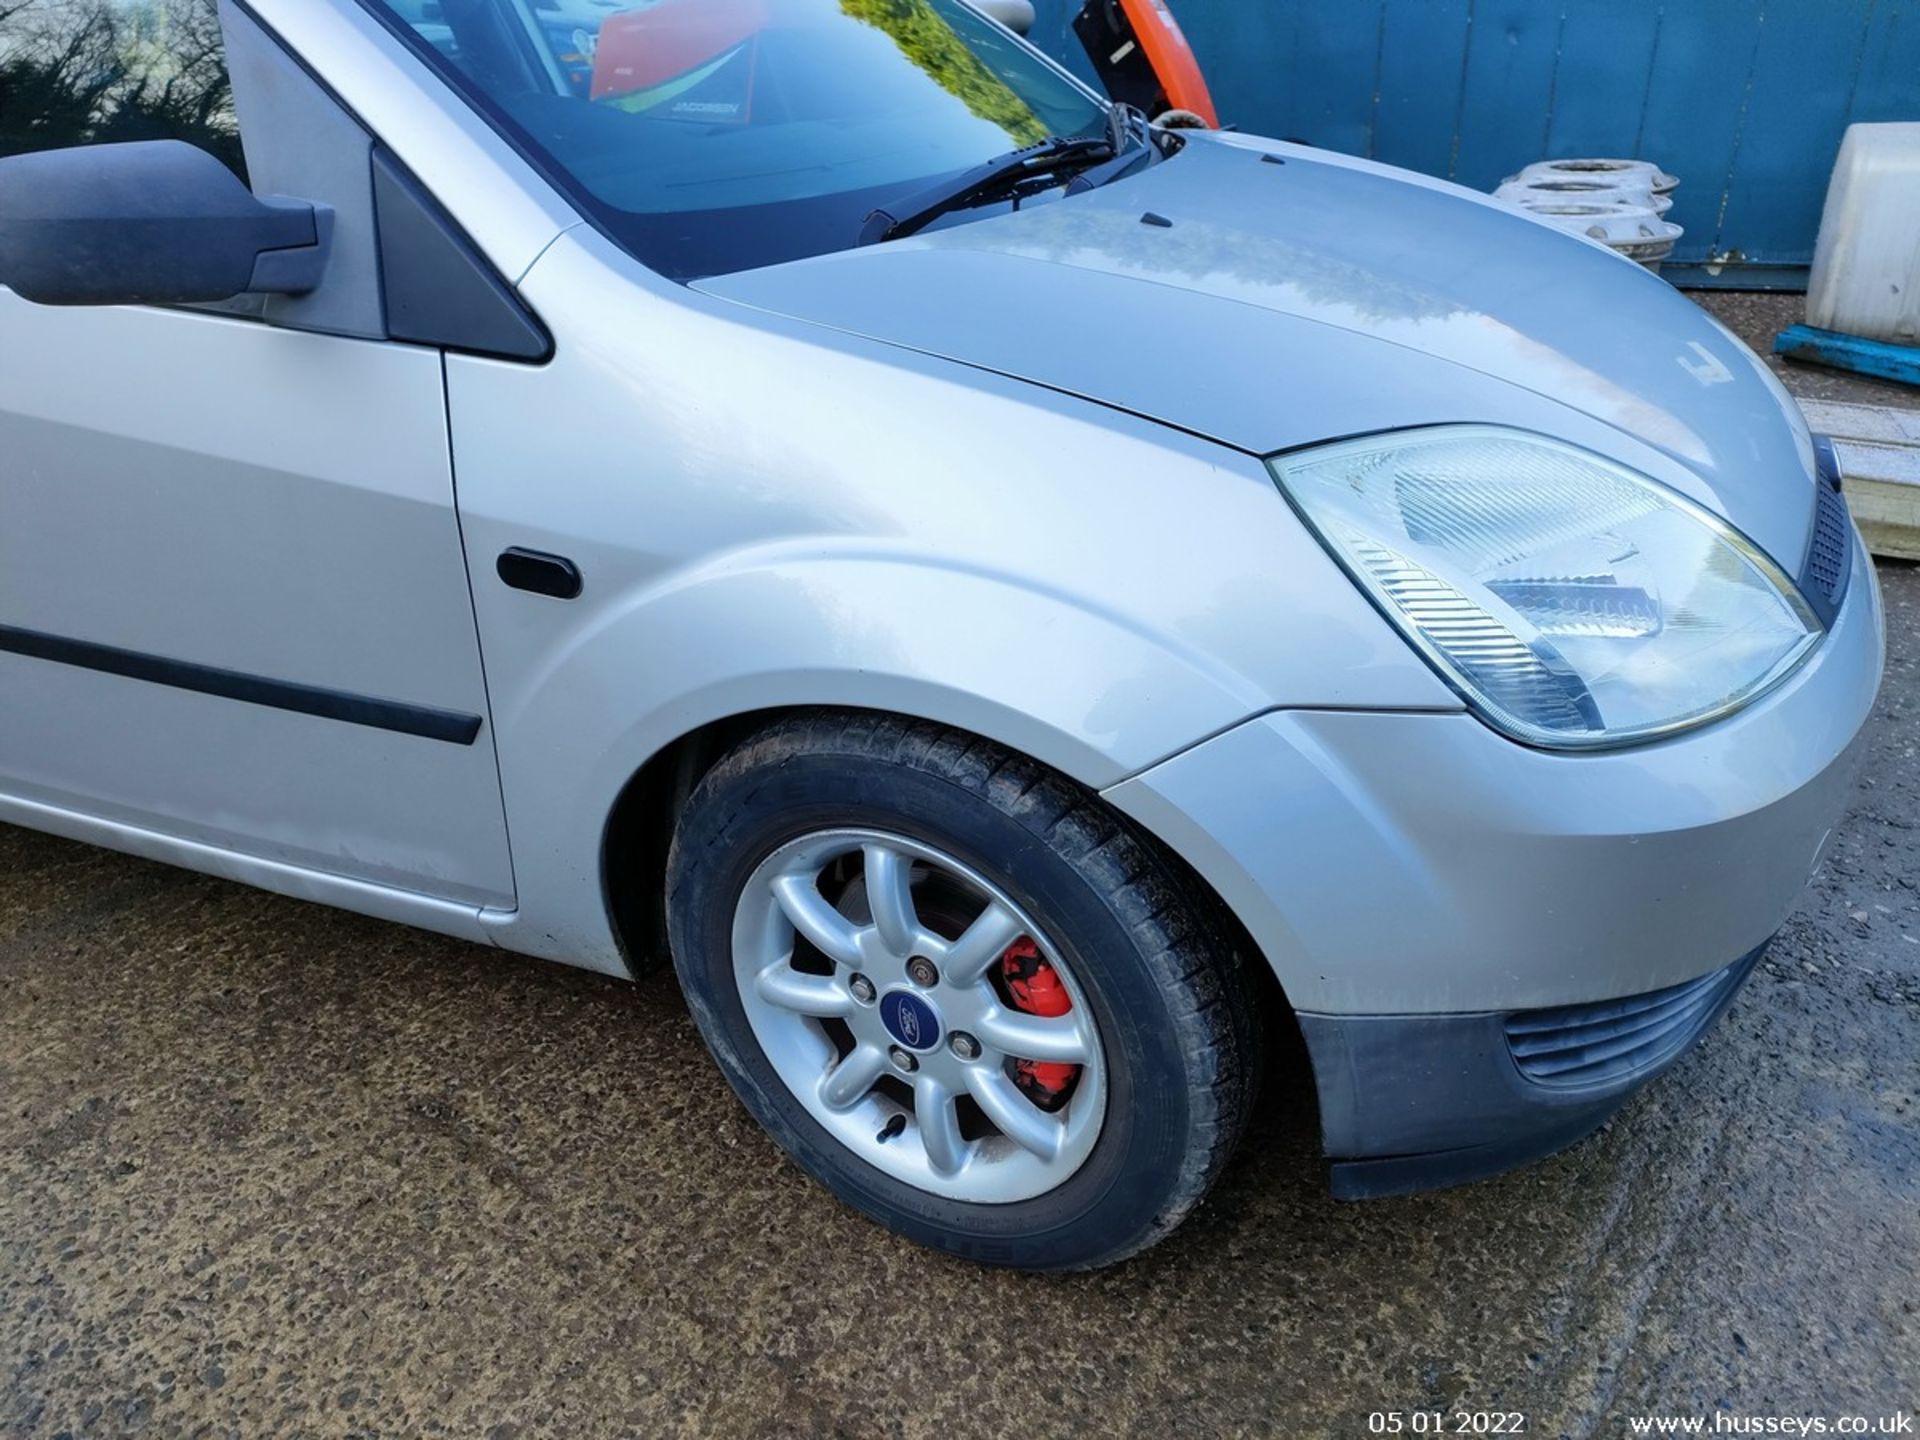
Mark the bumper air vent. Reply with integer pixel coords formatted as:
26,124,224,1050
1799,437,1855,627
1504,951,1759,1090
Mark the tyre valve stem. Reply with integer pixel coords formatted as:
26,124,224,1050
876,1113,907,1144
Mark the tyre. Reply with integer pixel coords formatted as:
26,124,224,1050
664,711,1260,1270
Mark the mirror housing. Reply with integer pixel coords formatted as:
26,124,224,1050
0,140,333,307
971,0,1035,35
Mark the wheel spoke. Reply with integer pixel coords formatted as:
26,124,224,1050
913,1075,968,1176
742,828,1108,1201
976,1004,1090,1065
965,1068,1063,1162
863,843,921,956
941,901,1025,985
754,958,854,1018
770,873,863,968
819,1044,889,1110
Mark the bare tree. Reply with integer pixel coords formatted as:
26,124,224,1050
1,0,244,174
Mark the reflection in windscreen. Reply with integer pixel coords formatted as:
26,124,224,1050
374,0,1108,278
0,0,245,177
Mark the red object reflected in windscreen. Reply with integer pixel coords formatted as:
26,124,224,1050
590,0,773,116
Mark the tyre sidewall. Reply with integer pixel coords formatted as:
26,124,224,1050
667,750,1201,1271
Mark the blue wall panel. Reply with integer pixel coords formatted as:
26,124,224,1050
1370,0,1470,180
1633,0,1767,266
1855,0,1920,123
1540,6,1663,163
1036,0,1920,279
1451,1,1563,188
1277,5,1384,159
1719,0,1880,266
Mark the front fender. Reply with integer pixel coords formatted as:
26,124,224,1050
474,549,1277,972
446,229,1456,973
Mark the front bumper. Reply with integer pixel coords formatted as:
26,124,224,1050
1304,945,1762,1198
1104,530,1883,1185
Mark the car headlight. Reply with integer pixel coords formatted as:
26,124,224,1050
1270,426,1822,749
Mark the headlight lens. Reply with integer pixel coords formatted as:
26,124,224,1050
1271,426,1822,749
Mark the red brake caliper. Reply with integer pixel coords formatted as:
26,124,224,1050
1000,938,1080,1111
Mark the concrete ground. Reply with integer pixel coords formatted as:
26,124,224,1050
4,308,1918,1440
1694,288,1919,409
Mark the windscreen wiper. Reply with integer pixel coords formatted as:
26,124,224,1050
1106,99,1143,155
858,132,1119,247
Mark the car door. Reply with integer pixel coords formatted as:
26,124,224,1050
0,0,516,909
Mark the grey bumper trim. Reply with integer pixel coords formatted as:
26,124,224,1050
1300,944,1765,1200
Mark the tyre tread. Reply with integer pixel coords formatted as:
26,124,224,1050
680,709,1260,1270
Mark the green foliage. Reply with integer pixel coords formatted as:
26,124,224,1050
838,0,1047,147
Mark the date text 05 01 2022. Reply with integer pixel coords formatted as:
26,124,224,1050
1368,1414,1528,1436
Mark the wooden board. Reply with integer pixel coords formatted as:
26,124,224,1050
1847,476,1920,562
1798,397,1920,561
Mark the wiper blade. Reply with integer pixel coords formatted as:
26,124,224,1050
858,133,1116,246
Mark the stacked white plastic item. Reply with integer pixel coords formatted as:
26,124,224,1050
1494,160,1684,271
1807,122,1920,346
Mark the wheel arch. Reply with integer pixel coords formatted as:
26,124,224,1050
482,553,1278,977
598,706,789,978
597,703,1295,1042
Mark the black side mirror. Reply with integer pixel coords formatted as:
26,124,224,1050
0,140,333,307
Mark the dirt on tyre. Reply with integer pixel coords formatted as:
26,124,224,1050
664,711,1261,1271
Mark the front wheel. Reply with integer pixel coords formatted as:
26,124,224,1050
664,713,1260,1270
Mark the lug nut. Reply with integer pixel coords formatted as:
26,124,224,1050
906,956,939,987
949,1031,981,1061
888,1046,919,1074
848,973,877,1004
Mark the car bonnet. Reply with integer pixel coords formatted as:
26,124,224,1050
694,134,1820,569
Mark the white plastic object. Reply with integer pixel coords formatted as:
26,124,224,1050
1807,122,1920,345
1494,177,1674,215
1507,158,1679,195
1499,196,1684,269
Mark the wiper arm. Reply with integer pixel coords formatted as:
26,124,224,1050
858,133,1117,246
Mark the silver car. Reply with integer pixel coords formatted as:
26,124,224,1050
0,0,1884,1269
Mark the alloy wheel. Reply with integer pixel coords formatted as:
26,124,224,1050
729,829,1107,1203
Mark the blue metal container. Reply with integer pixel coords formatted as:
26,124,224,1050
1027,0,1920,286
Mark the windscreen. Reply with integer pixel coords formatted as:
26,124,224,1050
366,0,1109,279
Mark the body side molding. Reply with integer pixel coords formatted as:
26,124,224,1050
0,624,484,744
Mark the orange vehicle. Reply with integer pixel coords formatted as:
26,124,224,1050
1070,0,1218,128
